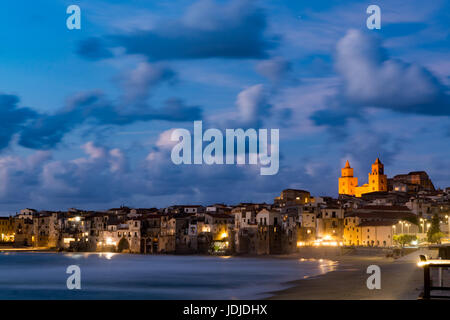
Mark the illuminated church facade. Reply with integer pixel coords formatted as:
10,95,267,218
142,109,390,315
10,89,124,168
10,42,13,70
339,158,388,197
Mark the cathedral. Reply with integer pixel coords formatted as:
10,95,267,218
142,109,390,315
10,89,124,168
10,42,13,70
339,158,388,197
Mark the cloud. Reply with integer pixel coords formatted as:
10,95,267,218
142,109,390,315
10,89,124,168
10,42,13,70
38,142,137,205
0,151,52,205
309,104,361,129
211,84,272,128
336,29,450,115
75,37,114,60
310,29,450,129
77,0,276,61
341,131,403,175
255,57,293,82
235,84,272,127
18,92,202,150
0,94,38,149
0,139,280,210
119,62,176,104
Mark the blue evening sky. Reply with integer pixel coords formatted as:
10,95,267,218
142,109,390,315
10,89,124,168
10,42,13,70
0,0,448,213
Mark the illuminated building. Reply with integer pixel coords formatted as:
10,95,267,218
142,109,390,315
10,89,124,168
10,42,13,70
338,160,358,196
389,171,435,192
274,189,312,207
339,158,387,197
0,217,15,242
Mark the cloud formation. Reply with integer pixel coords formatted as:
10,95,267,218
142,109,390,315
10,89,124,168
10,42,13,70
336,30,450,115
0,94,38,150
210,84,273,129
76,37,114,60
255,57,293,82
77,0,276,61
310,29,450,129
119,62,176,104
18,92,202,150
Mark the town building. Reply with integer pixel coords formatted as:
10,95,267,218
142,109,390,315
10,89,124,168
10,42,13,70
274,189,312,207
389,171,435,192
339,158,388,197
0,217,15,242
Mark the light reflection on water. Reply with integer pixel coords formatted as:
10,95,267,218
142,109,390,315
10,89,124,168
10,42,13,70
0,252,336,300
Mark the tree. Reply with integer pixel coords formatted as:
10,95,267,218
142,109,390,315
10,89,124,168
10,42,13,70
430,232,446,244
427,214,441,243
393,234,417,247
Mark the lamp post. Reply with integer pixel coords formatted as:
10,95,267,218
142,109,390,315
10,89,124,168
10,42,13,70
446,215,449,235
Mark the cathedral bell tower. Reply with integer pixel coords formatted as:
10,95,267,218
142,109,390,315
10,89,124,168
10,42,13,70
338,160,358,196
368,158,387,192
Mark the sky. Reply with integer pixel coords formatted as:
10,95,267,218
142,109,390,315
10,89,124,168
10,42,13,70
0,0,449,214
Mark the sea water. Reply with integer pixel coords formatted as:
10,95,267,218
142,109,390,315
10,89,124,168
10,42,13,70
0,252,336,299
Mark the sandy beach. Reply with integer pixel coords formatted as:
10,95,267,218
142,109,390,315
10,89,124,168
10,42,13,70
269,247,436,300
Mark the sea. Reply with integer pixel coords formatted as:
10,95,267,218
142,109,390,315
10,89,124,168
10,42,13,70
0,252,337,299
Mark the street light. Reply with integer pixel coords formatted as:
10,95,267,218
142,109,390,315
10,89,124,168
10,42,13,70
446,215,450,235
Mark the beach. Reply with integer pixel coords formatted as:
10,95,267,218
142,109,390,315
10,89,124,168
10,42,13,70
269,247,435,300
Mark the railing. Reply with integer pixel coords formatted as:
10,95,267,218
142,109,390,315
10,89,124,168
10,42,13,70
418,255,450,299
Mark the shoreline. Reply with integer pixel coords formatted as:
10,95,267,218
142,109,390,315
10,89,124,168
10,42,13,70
267,248,434,300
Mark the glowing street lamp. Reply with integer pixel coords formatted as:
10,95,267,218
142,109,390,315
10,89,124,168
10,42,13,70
446,215,450,235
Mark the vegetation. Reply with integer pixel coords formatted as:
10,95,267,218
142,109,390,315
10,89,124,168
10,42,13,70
429,232,446,244
393,234,417,247
427,214,442,243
